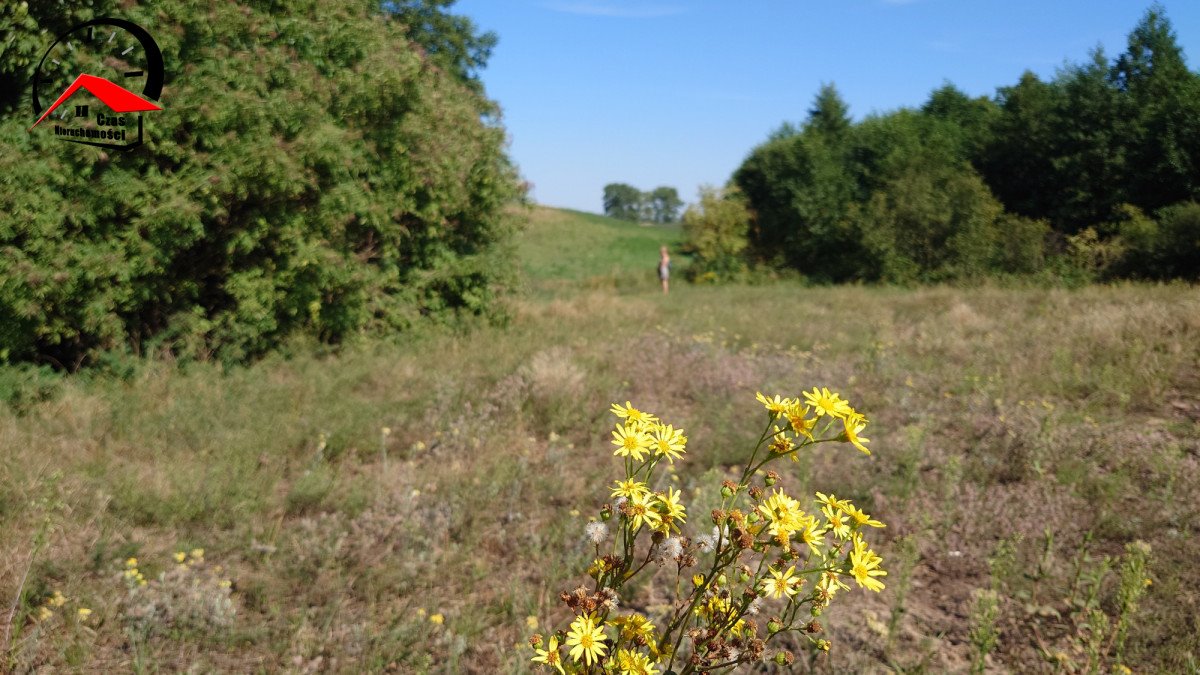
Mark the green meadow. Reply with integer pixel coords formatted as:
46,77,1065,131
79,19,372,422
2,207,1198,672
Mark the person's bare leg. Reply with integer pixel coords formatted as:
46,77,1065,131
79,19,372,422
662,278,669,294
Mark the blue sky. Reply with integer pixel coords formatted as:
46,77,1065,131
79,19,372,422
454,0,1200,214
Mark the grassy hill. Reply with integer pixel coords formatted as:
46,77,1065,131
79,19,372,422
517,206,682,291
1,207,1198,672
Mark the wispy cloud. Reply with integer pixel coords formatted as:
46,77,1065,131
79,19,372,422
541,1,687,18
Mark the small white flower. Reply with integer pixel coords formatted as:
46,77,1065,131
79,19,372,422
585,521,608,544
654,537,684,565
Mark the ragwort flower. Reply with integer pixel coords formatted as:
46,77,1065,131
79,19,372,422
565,613,608,666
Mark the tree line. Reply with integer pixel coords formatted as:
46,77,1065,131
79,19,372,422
684,5,1200,284
603,183,684,224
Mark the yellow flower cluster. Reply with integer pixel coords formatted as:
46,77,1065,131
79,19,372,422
610,402,687,464
531,392,887,673
123,557,147,587
757,388,871,454
31,589,91,624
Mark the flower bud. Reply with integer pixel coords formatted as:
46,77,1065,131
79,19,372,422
764,470,780,486
810,606,822,618
767,620,782,634
721,485,734,498
774,649,794,665
600,504,613,521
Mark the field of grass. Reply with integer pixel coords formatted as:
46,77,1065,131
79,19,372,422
2,207,1199,673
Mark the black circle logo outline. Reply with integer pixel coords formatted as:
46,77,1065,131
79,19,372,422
31,17,164,117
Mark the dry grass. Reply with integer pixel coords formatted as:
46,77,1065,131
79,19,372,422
2,210,1199,672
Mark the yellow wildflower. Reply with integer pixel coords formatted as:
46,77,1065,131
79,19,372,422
655,487,687,532
796,516,828,558
190,548,205,562
612,613,656,642
531,635,566,674
758,489,806,543
429,613,445,625
565,613,608,666
850,539,887,592
611,423,652,462
125,557,138,569
77,608,92,620
650,424,686,463
526,615,539,631
610,401,658,428
785,403,816,440
755,392,792,416
802,387,852,419
611,478,650,500
844,504,885,529
761,565,802,599
625,491,662,532
822,503,851,539
768,430,795,457
48,591,67,607
815,492,850,511
174,551,187,563
616,648,660,674
818,570,850,597
840,412,870,454
36,606,53,621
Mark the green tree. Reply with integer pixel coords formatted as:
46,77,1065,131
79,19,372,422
1111,4,1200,210
807,83,852,141
978,71,1065,223
0,0,521,368
734,85,860,281
854,162,1015,283
921,82,999,164
383,0,498,91
648,186,683,224
603,183,644,221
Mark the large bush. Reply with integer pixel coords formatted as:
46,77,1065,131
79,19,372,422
680,186,751,282
0,0,521,367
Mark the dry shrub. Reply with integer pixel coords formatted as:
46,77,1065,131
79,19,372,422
521,347,588,433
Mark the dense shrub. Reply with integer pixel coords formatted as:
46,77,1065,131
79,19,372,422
679,186,751,282
0,0,521,368
1118,201,1200,280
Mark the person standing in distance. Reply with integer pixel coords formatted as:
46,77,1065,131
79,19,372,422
658,245,671,295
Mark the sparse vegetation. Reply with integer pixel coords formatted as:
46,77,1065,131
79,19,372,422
1,207,1197,671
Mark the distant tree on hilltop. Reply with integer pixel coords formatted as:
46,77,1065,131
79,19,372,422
603,183,683,223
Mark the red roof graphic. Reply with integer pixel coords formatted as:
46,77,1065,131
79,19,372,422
29,73,162,131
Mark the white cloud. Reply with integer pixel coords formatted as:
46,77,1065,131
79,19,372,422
541,1,686,18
